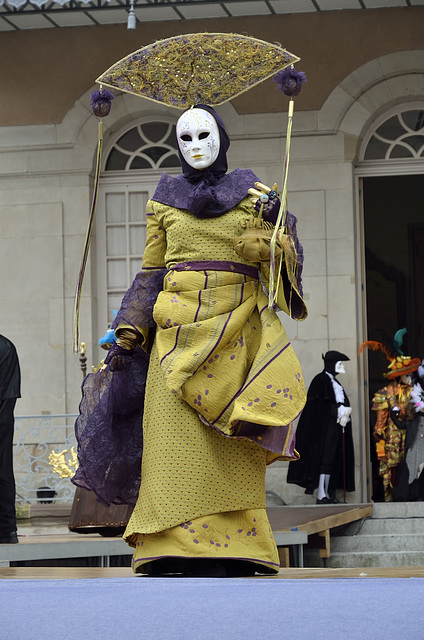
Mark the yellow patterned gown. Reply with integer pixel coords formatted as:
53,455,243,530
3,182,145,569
121,196,307,574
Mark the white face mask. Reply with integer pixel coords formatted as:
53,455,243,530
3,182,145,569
177,108,220,170
401,374,412,385
335,361,346,375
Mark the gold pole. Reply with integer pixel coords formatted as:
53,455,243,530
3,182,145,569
79,342,87,379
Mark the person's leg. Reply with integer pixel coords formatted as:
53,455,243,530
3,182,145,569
0,399,18,541
317,474,328,501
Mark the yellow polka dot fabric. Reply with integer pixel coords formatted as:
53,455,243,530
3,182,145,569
149,199,255,269
124,341,268,538
131,508,280,574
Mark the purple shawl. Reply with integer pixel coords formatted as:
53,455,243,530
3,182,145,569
152,168,259,218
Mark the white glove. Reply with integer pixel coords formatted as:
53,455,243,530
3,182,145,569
338,406,352,427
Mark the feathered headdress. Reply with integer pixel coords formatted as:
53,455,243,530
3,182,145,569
358,329,420,380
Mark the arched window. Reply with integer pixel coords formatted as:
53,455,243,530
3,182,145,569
362,108,424,161
104,121,180,171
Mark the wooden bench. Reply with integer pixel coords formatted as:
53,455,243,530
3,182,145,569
268,504,373,566
0,534,133,568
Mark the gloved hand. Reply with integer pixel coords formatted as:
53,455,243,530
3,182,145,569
248,182,281,225
103,343,134,372
233,215,284,263
102,327,139,372
338,406,352,427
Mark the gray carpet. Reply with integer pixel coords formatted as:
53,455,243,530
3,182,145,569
1,576,423,639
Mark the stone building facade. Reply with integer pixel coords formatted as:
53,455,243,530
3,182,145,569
1,5,424,502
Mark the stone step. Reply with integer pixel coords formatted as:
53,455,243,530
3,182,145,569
370,503,424,518
328,551,424,569
300,502,424,568
302,503,424,568
303,548,424,568
331,533,424,552
342,516,424,535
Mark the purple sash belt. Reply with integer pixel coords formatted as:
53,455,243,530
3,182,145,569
171,260,258,279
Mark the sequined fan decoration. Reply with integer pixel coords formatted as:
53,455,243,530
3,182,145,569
96,32,299,108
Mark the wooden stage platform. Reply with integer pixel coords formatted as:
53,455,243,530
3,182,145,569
0,503,372,570
1,566,423,580
268,503,373,566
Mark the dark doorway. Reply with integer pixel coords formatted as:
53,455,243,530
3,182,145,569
362,174,424,501
363,174,424,398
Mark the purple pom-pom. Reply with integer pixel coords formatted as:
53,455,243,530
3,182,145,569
274,68,307,97
90,89,115,117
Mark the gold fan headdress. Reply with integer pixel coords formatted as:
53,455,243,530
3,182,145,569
96,32,299,109
73,33,303,351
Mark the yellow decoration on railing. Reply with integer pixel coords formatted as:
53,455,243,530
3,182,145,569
48,446,79,479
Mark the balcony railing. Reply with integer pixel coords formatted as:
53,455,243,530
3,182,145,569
13,414,78,505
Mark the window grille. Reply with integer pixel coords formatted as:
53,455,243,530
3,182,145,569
364,109,424,161
105,121,180,171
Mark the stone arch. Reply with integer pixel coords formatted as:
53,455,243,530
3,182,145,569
318,50,424,143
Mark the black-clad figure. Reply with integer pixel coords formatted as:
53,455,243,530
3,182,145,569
392,367,424,502
287,351,355,503
0,335,21,543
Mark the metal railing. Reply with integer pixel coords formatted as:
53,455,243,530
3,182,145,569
13,414,78,505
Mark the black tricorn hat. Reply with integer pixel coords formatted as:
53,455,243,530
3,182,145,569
322,350,350,363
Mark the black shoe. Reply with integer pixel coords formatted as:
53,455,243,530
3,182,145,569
316,497,331,504
0,531,18,544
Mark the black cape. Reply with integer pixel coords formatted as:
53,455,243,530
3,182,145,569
287,371,355,495
0,335,21,400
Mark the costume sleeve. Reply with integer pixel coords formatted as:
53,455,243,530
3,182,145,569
372,390,389,437
140,201,167,269
112,200,168,350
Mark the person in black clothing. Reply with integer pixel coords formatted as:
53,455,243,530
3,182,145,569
0,335,21,543
287,351,355,503
392,365,424,502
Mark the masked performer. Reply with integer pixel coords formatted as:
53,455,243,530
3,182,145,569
287,351,355,503
358,333,421,502
372,355,420,501
73,104,307,576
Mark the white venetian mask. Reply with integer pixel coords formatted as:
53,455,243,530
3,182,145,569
176,108,220,170
335,361,346,375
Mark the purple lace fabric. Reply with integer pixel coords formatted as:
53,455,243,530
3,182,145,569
72,346,148,506
152,169,258,218
72,269,167,506
112,268,168,332
279,210,304,320
285,210,304,294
